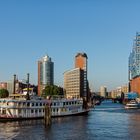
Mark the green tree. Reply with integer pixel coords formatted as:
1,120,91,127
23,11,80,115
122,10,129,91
0,89,9,98
41,85,64,97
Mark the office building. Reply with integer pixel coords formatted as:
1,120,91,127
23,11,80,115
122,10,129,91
64,68,84,98
75,53,88,98
100,86,107,97
38,55,54,96
64,52,89,100
129,32,140,95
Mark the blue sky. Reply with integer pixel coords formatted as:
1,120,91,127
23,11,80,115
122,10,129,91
0,0,140,91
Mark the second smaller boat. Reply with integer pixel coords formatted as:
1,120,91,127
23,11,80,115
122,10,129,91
125,100,139,109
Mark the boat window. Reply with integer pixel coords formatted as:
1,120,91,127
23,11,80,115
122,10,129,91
35,110,38,113
18,109,21,114
128,105,137,107
2,109,6,114
27,102,30,107
24,110,26,114
62,108,66,112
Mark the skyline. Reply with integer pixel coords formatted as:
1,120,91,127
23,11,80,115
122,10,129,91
0,0,140,91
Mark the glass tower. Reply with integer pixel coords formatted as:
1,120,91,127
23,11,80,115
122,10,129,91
129,32,140,80
38,55,54,96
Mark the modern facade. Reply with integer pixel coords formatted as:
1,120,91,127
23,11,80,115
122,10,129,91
64,68,84,98
129,32,140,95
75,53,88,98
64,52,89,100
38,55,54,96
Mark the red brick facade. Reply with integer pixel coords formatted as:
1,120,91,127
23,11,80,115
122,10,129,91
130,76,140,95
75,55,85,70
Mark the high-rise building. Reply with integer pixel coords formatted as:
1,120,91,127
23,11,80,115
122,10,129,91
38,55,54,96
64,52,89,100
129,32,140,95
75,53,88,98
64,68,84,98
100,86,107,97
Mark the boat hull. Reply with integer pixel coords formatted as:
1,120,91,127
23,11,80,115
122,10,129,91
0,109,90,122
125,106,139,109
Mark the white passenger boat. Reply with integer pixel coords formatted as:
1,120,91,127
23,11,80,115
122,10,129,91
0,97,89,121
125,100,140,109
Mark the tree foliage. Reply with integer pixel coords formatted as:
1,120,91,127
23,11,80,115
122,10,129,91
41,85,63,97
0,89,9,98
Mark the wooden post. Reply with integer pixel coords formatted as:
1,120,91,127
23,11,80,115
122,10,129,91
44,104,51,127
26,73,30,100
13,74,16,94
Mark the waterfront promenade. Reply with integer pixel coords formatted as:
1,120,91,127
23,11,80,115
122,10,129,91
1,100,140,140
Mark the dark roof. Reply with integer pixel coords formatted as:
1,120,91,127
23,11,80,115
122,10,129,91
75,52,88,58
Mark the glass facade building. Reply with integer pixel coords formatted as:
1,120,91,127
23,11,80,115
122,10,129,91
38,55,54,96
129,32,140,80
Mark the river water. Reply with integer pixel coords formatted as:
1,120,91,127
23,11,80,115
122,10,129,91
1,100,140,140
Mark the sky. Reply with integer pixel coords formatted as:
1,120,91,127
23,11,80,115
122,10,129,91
0,0,140,91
